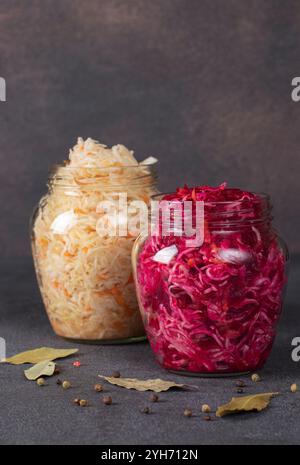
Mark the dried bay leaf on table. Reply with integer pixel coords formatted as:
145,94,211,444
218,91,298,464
3,347,78,365
98,375,189,392
216,392,279,417
24,360,56,380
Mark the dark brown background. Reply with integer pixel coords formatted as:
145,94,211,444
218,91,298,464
0,0,299,256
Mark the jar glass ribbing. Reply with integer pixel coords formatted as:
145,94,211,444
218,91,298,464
31,163,158,343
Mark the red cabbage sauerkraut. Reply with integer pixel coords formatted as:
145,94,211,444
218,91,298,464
136,184,287,374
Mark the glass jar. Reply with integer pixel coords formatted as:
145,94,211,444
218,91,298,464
31,162,158,343
132,190,288,375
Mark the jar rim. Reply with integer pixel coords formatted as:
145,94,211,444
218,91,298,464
149,190,272,229
48,161,158,190
151,190,270,205
50,160,158,173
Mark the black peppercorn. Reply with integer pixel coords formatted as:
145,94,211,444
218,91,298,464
149,393,159,402
141,407,150,414
111,371,121,378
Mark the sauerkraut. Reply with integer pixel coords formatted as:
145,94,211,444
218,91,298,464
135,184,287,374
32,138,158,341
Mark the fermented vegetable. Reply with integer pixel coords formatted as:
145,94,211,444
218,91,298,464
136,184,287,374
32,138,157,341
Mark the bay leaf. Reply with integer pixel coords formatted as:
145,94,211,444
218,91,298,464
3,347,78,365
216,392,279,417
24,360,56,380
98,375,186,392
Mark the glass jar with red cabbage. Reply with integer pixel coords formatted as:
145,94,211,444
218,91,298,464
132,184,288,376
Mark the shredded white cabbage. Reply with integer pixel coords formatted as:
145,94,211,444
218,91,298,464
32,138,158,341
152,245,179,264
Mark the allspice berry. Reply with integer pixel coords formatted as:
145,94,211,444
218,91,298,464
251,373,261,383
184,408,192,417
141,407,150,414
291,383,298,393
94,383,103,392
149,393,159,402
235,380,245,388
79,399,88,407
73,398,80,405
62,380,71,390
201,404,211,413
102,395,112,405
36,377,45,386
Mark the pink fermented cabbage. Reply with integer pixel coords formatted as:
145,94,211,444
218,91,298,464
137,184,286,374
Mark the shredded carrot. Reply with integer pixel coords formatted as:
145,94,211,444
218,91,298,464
64,251,75,257
64,288,72,298
97,273,109,280
85,226,96,233
39,237,48,248
126,273,134,284
74,207,86,215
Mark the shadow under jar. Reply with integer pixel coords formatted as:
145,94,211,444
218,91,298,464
132,188,288,376
31,162,158,343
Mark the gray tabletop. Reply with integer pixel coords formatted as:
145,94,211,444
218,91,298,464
0,257,299,445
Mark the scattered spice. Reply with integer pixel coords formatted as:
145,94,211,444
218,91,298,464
149,393,159,402
251,373,261,383
102,395,112,405
54,367,60,375
72,361,81,367
94,383,103,392
111,370,121,378
36,377,45,386
291,383,297,393
98,375,187,392
141,407,150,414
4,347,78,365
56,378,62,385
235,380,245,388
203,414,212,421
62,380,71,390
184,408,192,417
201,404,211,413
24,360,56,380
79,399,88,407
216,392,278,417
73,398,81,405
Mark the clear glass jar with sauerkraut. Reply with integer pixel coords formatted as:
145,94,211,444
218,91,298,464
132,184,288,375
31,138,158,343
